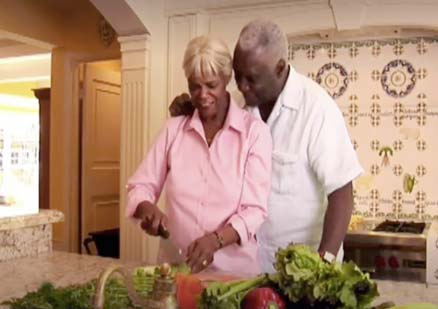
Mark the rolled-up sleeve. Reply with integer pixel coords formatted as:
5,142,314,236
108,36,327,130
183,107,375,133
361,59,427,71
228,121,272,245
125,121,173,218
308,100,363,195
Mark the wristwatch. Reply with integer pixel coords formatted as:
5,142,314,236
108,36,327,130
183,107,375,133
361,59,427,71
321,251,336,263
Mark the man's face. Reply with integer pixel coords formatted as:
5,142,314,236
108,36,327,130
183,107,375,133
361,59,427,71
233,46,279,107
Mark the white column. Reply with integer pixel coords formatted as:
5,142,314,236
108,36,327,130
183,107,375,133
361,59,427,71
118,34,153,262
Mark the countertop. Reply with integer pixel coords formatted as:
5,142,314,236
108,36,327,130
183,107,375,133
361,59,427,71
0,251,437,307
0,209,64,231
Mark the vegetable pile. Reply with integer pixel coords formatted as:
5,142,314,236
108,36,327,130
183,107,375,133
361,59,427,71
2,245,378,309
198,244,378,309
2,265,185,309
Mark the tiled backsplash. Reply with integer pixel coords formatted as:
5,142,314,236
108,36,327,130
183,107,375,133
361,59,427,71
289,37,438,221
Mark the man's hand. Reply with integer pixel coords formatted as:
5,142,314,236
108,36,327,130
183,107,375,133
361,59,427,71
186,233,219,273
169,93,195,117
318,182,354,258
134,201,169,238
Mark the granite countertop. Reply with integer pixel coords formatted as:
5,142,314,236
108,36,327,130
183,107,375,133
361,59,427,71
0,209,64,231
0,251,140,306
0,251,438,307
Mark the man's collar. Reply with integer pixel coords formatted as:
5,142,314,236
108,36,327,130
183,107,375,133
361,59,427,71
276,65,302,111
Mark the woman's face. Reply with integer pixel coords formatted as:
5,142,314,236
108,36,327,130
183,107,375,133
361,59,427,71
188,73,228,119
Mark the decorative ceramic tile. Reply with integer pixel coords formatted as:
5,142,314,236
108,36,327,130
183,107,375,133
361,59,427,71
403,173,418,194
393,102,404,127
370,189,380,217
393,140,403,151
393,40,404,56
370,103,381,127
328,44,337,59
417,139,427,151
371,139,380,151
371,164,380,176
371,69,381,81
415,190,427,219
290,36,438,221
288,44,294,61
372,41,381,56
416,38,427,55
350,43,359,58
392,190,403,218
381,60,416,98
349,94,358,103
417,102,427,126
348,103,359,127
416,68,427,79
315,62,349,99
378,146,394,167
306,46,315,60
352,139,358,150
416,165,427,177
393,164,403,176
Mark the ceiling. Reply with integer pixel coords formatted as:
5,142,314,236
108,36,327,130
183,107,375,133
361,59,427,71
0,0,94,59
0,0,79,83
0,37,49,59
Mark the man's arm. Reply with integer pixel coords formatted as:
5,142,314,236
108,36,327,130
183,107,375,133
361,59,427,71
318,181,353,258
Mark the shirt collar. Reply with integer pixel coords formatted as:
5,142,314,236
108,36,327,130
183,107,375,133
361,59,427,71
223,97,245,132
265,66,302,126
276,65,302,111
184,95,244,133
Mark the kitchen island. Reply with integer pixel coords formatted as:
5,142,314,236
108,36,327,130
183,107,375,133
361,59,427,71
0,251,437,307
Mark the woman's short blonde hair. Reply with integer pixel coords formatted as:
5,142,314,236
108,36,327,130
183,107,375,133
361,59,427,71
183,35,232,81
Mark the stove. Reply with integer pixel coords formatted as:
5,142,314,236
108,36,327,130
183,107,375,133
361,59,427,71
374,220,426,234
344,219,438,283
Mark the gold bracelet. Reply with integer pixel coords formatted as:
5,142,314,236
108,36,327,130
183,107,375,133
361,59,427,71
213,231,224,249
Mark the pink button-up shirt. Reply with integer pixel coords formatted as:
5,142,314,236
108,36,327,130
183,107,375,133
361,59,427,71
126,99,272,274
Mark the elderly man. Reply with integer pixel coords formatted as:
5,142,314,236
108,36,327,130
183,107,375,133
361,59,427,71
171,20,362,273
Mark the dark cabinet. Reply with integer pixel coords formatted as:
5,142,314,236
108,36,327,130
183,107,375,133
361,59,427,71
33,88,50,209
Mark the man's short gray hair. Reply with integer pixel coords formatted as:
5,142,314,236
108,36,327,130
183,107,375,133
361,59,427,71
237,19,288,61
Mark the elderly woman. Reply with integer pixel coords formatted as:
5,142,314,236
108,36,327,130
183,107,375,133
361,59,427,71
126,36,272,274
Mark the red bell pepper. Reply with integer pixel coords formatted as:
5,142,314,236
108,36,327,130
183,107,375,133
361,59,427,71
242,287,286,309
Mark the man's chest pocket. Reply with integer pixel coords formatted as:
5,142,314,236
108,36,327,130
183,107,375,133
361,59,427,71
271,151,298,194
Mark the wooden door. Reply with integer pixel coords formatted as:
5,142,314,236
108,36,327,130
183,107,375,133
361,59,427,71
81,63,121,253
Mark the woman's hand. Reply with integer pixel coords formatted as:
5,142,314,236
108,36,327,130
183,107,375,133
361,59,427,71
186,233,219,273
134,201,169,238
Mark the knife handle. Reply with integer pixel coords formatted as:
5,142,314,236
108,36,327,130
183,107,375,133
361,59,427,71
158,225,170,239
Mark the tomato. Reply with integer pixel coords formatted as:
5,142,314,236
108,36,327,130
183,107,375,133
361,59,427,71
175,274,203,309
242,287,286,309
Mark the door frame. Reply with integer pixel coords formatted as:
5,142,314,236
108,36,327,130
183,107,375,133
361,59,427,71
62,54,121,253
78,62,121,253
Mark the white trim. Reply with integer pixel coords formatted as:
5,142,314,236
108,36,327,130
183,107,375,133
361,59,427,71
0,76,50,84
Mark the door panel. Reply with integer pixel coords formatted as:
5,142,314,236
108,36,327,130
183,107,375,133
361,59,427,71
81,63,121,253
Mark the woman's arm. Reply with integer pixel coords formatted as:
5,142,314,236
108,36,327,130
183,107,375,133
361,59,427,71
126,119,178,236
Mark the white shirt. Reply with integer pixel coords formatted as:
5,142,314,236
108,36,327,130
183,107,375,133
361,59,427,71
248,67,363,273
